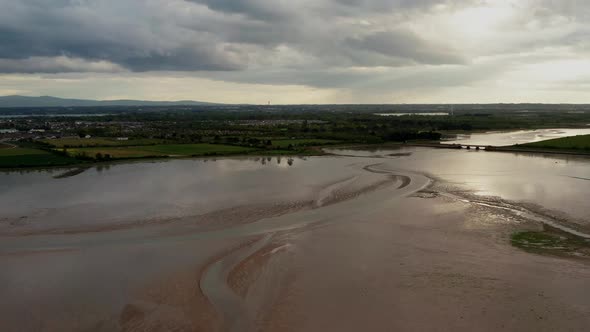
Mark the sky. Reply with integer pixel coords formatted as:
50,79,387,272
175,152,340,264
0,0,589,104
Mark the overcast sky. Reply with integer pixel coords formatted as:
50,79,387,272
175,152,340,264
1,0,589,103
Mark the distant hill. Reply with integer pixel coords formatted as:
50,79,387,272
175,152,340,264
0,95,222,108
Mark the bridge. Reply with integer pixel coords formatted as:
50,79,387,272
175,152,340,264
400,142,590,157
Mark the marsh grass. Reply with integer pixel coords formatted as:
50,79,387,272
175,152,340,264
511,231,590,257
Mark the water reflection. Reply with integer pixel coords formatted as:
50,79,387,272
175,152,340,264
1,141,589,234
328,146,590,222
444,128,590,146
0,156,311,233
95,164,111,173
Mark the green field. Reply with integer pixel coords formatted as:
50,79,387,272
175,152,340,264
271,139,340,148
0,147,50,156
67,147,164,159
140,144,256,155
67,144,256,159
519,135,590,151
42,137,168,148
2,139,322,168
0,147,77,168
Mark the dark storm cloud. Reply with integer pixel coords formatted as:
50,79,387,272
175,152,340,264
187,0,291,21
0,0,588,84
0,0,470,74
0,56,123,73
0,1,246,72
333,0,463,11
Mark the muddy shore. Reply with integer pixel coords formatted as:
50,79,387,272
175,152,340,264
196,171,590,332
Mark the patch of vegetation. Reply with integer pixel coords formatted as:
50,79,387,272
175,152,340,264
42,137,168,148
270,139,340,148
0,147,49,156
66,147,163,159
139,144,256,156
66,144,257,160
0,143,79,168
0,153,77,168
511,231,590,257
518,134,590,151
2,137,329,167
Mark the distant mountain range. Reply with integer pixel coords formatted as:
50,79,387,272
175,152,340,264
0,95,222,108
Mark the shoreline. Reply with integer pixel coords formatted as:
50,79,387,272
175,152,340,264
0,150,327,172
2,134,590,171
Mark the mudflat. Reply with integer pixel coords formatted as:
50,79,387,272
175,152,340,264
1,148,589,331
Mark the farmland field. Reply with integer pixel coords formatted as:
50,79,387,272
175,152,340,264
66,147,164,159
271,139,340,148
67,144,256,159
42,137,168,148
139,144,256,155
0,147,49,156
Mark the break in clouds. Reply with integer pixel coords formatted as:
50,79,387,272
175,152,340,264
1,0,589,102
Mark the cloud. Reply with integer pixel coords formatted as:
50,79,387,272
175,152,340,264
0,0,589,103
344,30,465,66
0,0,471,74
0,0,247,71
0,56,125,74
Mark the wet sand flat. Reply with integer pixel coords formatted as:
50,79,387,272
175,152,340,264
257,197,590,331
1,149,590,331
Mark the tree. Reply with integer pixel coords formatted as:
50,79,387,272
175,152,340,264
301,120,309,132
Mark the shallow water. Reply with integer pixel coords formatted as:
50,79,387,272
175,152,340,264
1,133,589,234
444,128,590,146
325,147,590,223
0,157,374,234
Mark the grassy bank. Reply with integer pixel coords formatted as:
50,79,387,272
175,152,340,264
516,134,590,152
42,137,168,148
0,147,77,168
66,144,257,159
270,139,340,148
0,137,338,168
